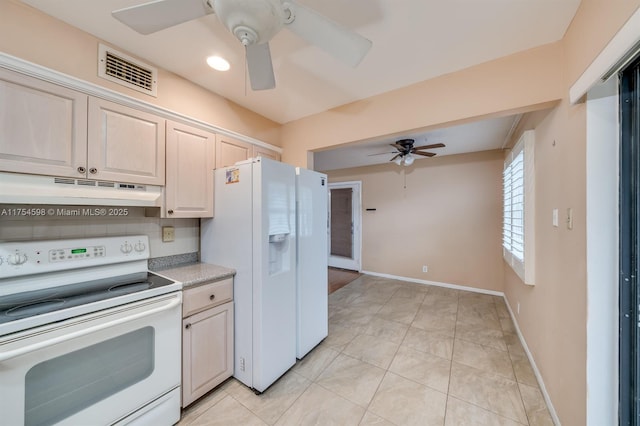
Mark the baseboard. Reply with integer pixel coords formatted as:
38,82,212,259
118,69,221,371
362,270,560,424
503,298,561,425
361,270,504,297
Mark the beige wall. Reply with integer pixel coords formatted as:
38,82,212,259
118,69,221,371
502,2,639,425
328,150,504,293
0,0,281,145
504,100,588,426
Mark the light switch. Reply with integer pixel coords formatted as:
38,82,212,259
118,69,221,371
567,208,573,230
552,209,558,227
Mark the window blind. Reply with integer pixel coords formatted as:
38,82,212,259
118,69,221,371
503,130,535,285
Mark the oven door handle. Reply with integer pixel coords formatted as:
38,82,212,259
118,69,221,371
0,295,181,363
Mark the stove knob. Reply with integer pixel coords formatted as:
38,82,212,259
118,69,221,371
8,252,27,266
120,243,133,254
134,241,146,252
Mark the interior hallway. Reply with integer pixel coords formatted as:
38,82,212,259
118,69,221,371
178,274,553,425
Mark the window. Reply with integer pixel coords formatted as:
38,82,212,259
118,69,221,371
503,130,535,285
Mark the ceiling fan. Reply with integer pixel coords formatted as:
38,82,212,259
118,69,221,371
111,0,373,91
370,139,446,166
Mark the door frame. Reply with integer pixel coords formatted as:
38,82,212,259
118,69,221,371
328,181,362,271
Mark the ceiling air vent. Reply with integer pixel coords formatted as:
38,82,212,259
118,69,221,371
98,44,157,97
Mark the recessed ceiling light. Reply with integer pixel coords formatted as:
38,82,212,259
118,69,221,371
206,56,230,71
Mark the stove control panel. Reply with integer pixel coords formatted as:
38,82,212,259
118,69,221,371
0,235,150,278
49,245,106,262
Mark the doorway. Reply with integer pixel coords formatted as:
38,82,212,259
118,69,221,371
328,181,361,271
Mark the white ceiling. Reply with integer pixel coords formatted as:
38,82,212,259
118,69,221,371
313,114,520,171
22,0,580,125
20,0,578,170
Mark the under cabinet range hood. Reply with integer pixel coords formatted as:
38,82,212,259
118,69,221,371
0,172,162,207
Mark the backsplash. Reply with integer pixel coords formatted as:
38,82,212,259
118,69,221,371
0,206,199,258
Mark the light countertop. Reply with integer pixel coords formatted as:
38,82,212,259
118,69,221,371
153,262,235,289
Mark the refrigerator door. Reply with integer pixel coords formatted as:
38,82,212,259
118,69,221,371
202,158,298,392
295,168,329,358
201,161,254,387
252,158,297,392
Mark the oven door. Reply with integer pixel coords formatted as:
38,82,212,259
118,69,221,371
0,292,182,426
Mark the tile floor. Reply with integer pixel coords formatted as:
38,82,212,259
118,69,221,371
178,275,554,426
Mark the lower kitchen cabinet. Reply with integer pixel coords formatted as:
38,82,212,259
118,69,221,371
181,278,234,407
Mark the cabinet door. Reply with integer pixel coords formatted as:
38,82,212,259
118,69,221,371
252,145,281,162
182,302,234,407
165,121,215,218
88,98,165,185
215,135,252,168
0,68,88,178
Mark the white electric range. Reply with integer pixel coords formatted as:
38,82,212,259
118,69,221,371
0,235,182,426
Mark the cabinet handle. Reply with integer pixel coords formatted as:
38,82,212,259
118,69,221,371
89,167,98,174
209,294,216,301
168,210,174,215
77,166,86,174
185,323,191,329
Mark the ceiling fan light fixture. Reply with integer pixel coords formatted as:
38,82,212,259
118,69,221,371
206,55,231,71
394,157,403,166
403,154,414,166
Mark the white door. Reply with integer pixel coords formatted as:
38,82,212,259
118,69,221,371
328,182,361,271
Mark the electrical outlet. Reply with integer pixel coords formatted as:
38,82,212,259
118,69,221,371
552,209,558,227
240,357,246,372
162,226,175,242
567,208,573,230
422,265,428,273
517,302,520,314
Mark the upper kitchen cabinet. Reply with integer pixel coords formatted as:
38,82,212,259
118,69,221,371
88,98,165,185
215,135,281,169
0,69,166,185
215,135,253,169
0,68,88,178
252,145,281,162
164,121,215,218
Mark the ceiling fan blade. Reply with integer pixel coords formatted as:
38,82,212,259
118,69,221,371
368,151,397,156
389,154,401,162
246,42,276,90
284,2,372,67
413,143,445,150
413,151,436,157
112,0,213,35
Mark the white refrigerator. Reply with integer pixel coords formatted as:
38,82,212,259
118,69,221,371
295,167,329,358
201,157,297,392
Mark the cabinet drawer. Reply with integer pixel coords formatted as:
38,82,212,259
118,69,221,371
183,278,233,317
